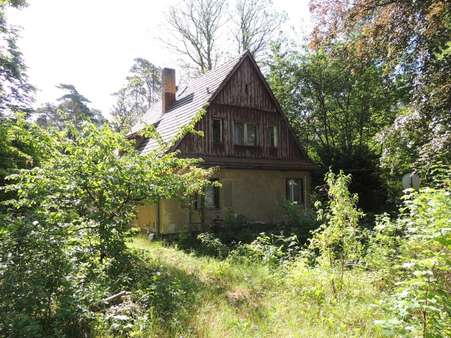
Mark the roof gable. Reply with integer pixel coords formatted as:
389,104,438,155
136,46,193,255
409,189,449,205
134,51,308,161
133,55,242,154
212,56,277,111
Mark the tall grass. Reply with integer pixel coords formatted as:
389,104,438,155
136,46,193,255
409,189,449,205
126,236,389,337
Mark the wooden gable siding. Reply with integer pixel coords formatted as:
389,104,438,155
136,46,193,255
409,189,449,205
214,57,276,111
177,56,305,162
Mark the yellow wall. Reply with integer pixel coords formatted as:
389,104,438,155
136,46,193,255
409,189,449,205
134,168,311,234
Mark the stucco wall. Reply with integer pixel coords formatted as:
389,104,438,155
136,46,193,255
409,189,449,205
134,168,311,234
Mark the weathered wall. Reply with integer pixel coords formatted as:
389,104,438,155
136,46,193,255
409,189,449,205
134,168,311,234
177,56,307,162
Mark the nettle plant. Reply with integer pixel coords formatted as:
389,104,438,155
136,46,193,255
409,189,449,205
4,122,213,260
308,171,364,289
375,179,451,337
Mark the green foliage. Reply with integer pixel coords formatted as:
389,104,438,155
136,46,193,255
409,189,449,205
371,179,451,337
111,58,161,133
4,123,212,259
0,213,92,337
229,232,301,267
197,232,230,259
269,44,400,169
0,120,213,336
278,200,318,241
0,115,59,203
0,0,33,116
34,84,106,130
309,170,365,271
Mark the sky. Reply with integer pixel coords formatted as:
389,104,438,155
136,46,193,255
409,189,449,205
8,0,312,118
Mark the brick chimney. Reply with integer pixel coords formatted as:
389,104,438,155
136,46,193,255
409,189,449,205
161,68,176,113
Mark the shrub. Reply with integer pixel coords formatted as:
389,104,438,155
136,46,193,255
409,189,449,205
279,200,318,241
309,171,364,270
197,232,230,258
0,214,92,338
372,181,451,337
229,232,301,267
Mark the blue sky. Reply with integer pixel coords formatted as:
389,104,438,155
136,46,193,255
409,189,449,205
8,0,312,117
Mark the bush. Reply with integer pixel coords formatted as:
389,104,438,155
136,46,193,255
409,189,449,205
196,232,230,258
229,232,301,267
309,171,364,270
0,214,93,338
370,181,451,337
279,200,318,241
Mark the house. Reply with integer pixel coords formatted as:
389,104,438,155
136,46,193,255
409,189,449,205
131,51,316,234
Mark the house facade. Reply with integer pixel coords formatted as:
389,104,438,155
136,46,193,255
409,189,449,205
132,52,316,234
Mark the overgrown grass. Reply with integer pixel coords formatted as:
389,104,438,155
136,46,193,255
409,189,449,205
125,235,390,337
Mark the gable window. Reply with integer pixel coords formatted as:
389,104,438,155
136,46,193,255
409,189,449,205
212,119,223,144
194,180,220,209
234,122,258,146
268,126,278,147
286,178,305,206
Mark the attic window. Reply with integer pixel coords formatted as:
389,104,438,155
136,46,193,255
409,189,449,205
234,122,257,146
268,126,278,147
244,84,249,95
212,119,223,144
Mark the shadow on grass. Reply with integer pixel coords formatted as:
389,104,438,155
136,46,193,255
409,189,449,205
107,248,226,336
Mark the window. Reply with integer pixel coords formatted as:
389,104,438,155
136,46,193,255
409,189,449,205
268,126,278,147
212,119,223,144
194,180,220,209
234,122,258,146
286,178,304,206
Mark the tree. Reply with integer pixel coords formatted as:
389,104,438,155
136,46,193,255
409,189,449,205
309,0,451,177
232,0,285,59
269,43,401,167
0,0,33,116
4,122,213,259
35,83,106,130
111,59,161,133
129,58,161,109
164,0,227,74
268,43,405,210
0,114,58,204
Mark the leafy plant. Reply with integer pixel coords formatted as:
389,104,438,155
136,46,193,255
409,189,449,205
308,170,364,291
374,180,451,337
197,232,230,258
229,232,301,267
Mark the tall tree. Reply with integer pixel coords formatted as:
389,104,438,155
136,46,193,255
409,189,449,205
0,0,33,116
309,0,451,177
269,44,400,168
129,58,161,109
269,43,404,210
232,0,285,58
111,58,161,133
35,84,105,130
164,0,227,74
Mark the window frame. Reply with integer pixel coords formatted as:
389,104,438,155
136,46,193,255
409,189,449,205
212,118,223,145
194,179,220,210
268,125,278,148
286,177,305,207
234,121,258,146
